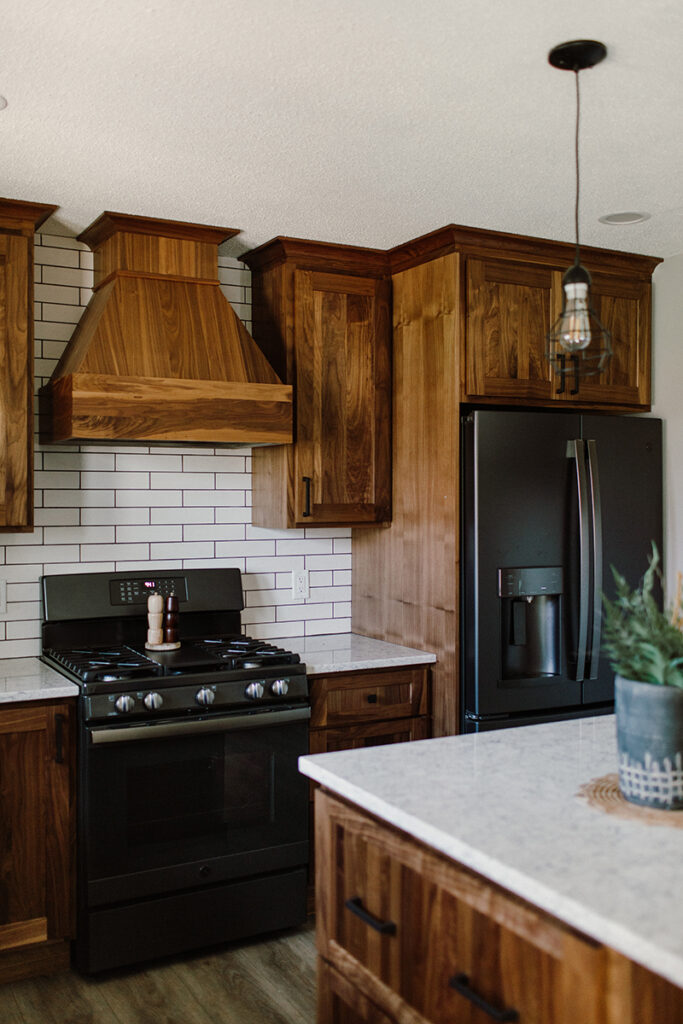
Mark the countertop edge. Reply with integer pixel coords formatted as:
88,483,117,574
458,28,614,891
300,756,683,990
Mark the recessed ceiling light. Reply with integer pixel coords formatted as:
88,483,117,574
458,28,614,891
598,212,651,225
0,96,7,111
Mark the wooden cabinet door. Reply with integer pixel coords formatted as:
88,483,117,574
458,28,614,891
465,257,554,402
0,231,33,530
0,703,73,961
310,717,429,755
551,271,651,407
317,959,396,1024
293,270,391,526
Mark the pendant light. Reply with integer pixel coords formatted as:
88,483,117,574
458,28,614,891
546,39,612,382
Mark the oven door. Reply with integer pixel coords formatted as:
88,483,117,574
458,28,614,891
82,707,310,907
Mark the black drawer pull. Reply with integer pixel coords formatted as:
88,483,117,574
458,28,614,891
449,974,519,1022
570,354,580,395
302,476,312,517
344,897,396,935
366,694,378,703
555,353,566,394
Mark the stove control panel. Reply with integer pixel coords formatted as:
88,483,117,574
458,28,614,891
109,576,189,606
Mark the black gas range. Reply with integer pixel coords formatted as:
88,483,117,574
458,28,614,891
41,568,310,974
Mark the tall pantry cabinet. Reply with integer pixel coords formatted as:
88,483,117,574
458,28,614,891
352,225,660,737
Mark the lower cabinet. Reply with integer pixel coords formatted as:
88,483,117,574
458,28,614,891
0,700,75,983
315,791,683,1024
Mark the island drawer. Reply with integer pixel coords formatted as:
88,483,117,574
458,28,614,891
310,667,429,729
316,790,608,1024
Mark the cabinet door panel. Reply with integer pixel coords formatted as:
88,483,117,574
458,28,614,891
295,270,391,525
310,717,429,755
465,258,553,401
0,233,32,530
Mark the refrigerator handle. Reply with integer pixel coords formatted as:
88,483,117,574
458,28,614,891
586,439,603,680
569,439,590,682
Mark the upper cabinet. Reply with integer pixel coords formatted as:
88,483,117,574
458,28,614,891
243,239,392,528
390,224,660,413
0,198,58,532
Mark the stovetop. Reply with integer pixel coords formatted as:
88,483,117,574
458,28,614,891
43,636,301,684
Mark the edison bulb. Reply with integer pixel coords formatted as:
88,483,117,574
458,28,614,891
558,281,591,351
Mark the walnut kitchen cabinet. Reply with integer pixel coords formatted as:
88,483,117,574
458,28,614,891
0,700,75,983
0,199,58,531
315,790,683,1024
462,235,659,409
309,666,430,755
242,238,391,528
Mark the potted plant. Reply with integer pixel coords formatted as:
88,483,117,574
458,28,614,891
602,544,683,810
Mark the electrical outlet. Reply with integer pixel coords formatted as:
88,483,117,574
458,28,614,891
291,569,309,601
0,579,6,617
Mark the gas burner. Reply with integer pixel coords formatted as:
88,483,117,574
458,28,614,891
190,636,301,670
44,645,163,683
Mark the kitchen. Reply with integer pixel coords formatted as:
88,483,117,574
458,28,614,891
1,1,682,1022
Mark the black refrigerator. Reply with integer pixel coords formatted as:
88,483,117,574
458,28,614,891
461,409,662,732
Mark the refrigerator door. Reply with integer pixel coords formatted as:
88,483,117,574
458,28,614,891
580,414,662,706
462,409,584,721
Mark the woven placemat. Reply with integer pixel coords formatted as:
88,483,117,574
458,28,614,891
577,773,683,829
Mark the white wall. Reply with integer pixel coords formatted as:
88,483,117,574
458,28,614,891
0,232,352,658
652,253,683,599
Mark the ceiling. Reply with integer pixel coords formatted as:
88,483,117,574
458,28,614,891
4,0,683,259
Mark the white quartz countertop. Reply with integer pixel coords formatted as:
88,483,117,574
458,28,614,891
300,716,683,988
0,657,79,702
280,633,435,675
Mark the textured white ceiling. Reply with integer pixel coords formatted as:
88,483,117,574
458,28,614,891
3,0,683,257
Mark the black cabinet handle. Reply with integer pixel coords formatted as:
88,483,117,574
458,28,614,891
570,354,580,395
449,974,519,1022
302,476,312,517
555,354,566,394
344,897,396,935
55,713,65,764
366,694,378,703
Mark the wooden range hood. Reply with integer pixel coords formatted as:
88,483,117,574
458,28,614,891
39,212,292,446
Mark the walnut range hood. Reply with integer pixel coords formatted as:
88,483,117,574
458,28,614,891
39,212,292,446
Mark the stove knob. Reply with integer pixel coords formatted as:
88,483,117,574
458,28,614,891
245,681,265,700
115,695,135,713
270,678,289,697
195,687,215,707
143,691,164,711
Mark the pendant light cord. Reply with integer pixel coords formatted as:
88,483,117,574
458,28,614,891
574,68,581,264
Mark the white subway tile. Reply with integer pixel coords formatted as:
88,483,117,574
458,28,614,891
333,570,352,586
241,573,276,591
184,491,245,507
82,471,149,489
216,507,251,523
43,452,116,471
41,340,69,359
151,507,214,525
1,564,50,583
215,473,251,489
246,588,302,608
80,250,94,270
6,545,80,564
180,558,245,570
305,619,351,636
116,525,182,543
334,602,352,617
249,622,305,640
3,528,45,546
41,562,115,575
35,509,81,530
35,283,80,305
35,245,80,267
277,603,333,622
42,303,83,324
333,538,352,554
80,544,149,561
309,571,333,587
116,454,182,472
247,525,305,541
3,601,42,621
310,586,352,604
241,607,277,625
42,265,92,288
116,490,181,507
182,455,246,472
6,620,41,640
44,526,115,545
276,538,333,556
34,471,80,489
0,638,41,658
44,490,115,508
304,554,352,571
150,542,214,560
7,582,41,602
34,321,74,341
216,540,275,558
114,560,183,572
82,445,149,454
183,524,245,541
151,472,214,490
35,358,59,377
246,556,305,574
81,508,151,526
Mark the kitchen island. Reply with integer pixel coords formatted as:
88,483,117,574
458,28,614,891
300,716,683,1023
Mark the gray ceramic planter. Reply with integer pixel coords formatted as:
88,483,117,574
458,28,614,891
615,675,683,810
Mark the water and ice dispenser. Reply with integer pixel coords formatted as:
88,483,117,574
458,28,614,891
498,567,563,680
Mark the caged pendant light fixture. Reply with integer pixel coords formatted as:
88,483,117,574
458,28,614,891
546,39,612,383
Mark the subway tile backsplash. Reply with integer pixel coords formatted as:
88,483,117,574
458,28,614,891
0,233,352,658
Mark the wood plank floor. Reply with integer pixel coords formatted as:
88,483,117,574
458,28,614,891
0,922,316,1024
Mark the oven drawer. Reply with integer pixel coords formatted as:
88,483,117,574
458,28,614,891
316,791,606,1024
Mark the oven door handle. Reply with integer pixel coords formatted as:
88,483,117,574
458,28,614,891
88,706,311,745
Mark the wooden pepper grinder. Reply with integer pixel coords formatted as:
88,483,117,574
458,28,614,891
164,594,179,645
